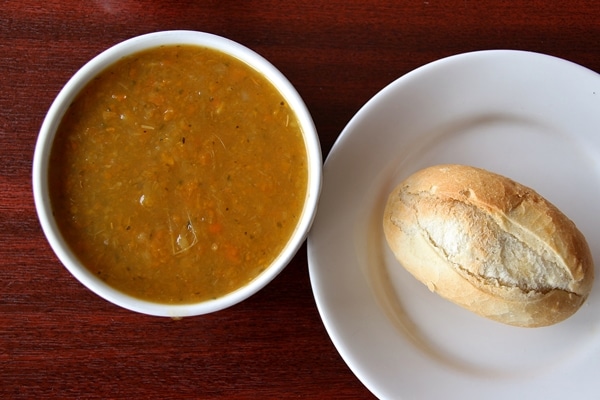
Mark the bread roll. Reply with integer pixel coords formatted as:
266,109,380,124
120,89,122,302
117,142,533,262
383,164,594,327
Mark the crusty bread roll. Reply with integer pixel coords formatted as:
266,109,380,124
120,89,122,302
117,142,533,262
383,164,594,327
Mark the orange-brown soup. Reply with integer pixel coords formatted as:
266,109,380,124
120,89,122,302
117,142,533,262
49,45,308,304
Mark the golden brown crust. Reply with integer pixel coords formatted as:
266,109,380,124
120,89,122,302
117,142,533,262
383,164,594,327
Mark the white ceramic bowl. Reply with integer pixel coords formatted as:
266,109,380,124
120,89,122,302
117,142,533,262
32,30,322,317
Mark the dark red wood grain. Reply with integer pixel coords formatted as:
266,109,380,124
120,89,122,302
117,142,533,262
2,1,600,398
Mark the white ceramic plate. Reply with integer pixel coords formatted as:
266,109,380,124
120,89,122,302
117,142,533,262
307,50,600,399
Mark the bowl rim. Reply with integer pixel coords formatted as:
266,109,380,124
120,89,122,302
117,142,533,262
32,30,322,317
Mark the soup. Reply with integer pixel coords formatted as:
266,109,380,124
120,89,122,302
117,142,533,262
49,45,308,304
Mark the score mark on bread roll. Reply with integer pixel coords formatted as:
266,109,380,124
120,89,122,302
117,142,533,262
383,164,594,327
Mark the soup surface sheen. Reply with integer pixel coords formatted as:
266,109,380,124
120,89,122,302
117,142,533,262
49,45,308,304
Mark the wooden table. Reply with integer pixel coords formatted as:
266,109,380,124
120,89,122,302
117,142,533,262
2,1,600,398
